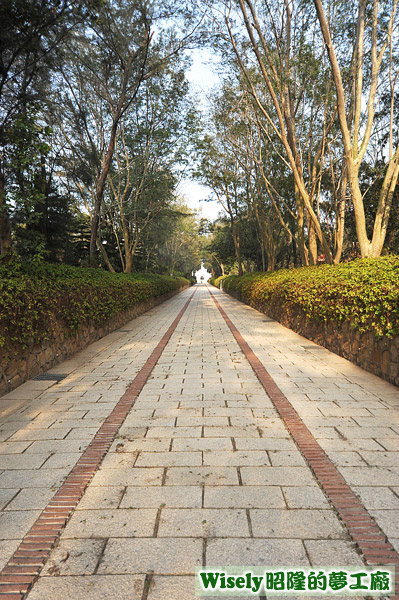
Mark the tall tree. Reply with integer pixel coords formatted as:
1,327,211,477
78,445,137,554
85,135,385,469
55,0,200,266
0,0,97,254
57,0,153,266
218,0,340,264
313,0,399,257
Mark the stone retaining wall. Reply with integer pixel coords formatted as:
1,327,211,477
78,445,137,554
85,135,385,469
224,288,399,387
0,286,188,397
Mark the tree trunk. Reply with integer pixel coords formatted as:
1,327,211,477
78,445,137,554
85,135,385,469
125,251,133,273
260,236,266,271
97,238,115,272
295,187,308,266
307,211,318,265
232,225,243,276
90,119,120,267
0,169,12,254
347,163,371,256
333,172,347,264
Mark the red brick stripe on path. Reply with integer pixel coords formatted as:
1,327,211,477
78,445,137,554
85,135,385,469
209,288,399,599
0,290,196,600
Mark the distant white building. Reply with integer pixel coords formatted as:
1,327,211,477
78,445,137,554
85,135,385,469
194,262,211,284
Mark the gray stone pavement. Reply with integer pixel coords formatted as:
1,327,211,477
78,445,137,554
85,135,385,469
1,284,398,599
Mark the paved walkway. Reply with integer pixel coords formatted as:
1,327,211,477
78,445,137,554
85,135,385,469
0,284,398,599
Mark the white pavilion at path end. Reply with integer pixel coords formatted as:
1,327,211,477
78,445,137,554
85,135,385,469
194,263,212,284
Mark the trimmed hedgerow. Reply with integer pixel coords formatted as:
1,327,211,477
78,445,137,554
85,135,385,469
211,256,399,338
0,260,189,353
209,275,227,288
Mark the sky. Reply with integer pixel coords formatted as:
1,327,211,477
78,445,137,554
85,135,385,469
177,49,222,222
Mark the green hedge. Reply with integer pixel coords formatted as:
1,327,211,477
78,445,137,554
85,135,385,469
208,275,227,288
211,256,399,338
0,260,189,353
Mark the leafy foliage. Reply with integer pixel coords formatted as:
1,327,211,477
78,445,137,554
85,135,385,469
0,260,188,354
211,257,399,338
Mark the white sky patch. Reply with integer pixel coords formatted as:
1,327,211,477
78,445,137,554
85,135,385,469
178,179,222,221
183,49,222,221
186,49,220,103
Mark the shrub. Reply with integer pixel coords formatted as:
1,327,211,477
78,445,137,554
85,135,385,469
209,275,227,288
211,256,399,338
0,259,189,354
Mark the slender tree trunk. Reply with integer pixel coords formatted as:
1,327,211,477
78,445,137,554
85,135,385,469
0,169,12,254
231,221,243,275
97,238,115,272
370,148,399,256
90,119,120,267
125,251,133,273
292,236,298,267
334,172,347,264
307,210,318,265
295,186,308,266
260,237,266,271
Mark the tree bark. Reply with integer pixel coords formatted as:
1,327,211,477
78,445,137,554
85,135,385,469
96,237,115,272
90,119,120,267
0,169,12,254
125,250,133,273
307,211,318,265
231,220,243,276
334,174,347,264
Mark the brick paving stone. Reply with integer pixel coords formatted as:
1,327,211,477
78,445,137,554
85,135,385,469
90,467,164,486
282,486,330,509
0,469,68,489
97,538,202,574
0,489,19,510
4,489,56,511
157,508,250,538
172,438,234,451
206,538,309,565
304,540,364,566
0,541,20,571
27,575,145,599
120,486,202,509
75,486,125,510
41,539,105,576
0,510,41,539
250,509,347,539
353,486,399,509
135,451,202,467
164,467,239,486
240,466,315,486
146,576,196,600
60,508,158,539
204,486,285,509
